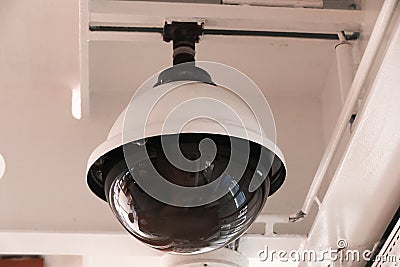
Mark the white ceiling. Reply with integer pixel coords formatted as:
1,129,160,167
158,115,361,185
87,5,342,235
2,2,400,267
89,36,337,97
0,0,360,237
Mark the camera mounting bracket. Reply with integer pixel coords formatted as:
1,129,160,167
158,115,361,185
163,21,204,65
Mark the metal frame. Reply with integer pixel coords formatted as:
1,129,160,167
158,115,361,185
79,0,362,117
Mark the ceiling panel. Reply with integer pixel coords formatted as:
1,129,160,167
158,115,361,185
89,36,338,98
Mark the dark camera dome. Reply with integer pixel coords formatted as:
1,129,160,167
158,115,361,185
87,133,285,254
86,60,286,254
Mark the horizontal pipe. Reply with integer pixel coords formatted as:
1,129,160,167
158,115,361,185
89,25,360,40
222,0,323,8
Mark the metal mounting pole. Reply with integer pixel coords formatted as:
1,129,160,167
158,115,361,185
163,21,204,65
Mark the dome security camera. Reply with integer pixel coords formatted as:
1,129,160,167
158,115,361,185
86,22,286,254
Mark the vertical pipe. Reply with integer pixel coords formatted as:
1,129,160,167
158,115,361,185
291,0,399,221
335,42,355,105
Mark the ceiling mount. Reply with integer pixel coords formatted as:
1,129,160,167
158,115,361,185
163,21,204,65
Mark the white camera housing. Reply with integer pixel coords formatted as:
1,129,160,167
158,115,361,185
86,62,286,254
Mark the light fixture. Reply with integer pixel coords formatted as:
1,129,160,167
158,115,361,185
71,86,82,120
0,153,5,180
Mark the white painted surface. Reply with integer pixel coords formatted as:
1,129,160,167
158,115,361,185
43,255,82,267
248,259,299,267
88,37,338,98
0,154,5,180
0,0,329,235
0,231,304,266
0,1,398,266
82,255,160,267
301,9,400,267
89,0,361,32
71,87,82,120
335,42,355,105
87,80,286,178
299,0,399,216
221,0,322,8
321,60,342,146
0,232,160,256
265,95,324,234
161,248,249,267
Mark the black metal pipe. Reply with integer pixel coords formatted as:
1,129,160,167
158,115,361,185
163,22,204,65
89,25,360,40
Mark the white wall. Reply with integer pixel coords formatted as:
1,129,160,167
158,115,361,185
82,256,159,267
42,255,158,267
266,95,325,235
43,255,82,267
